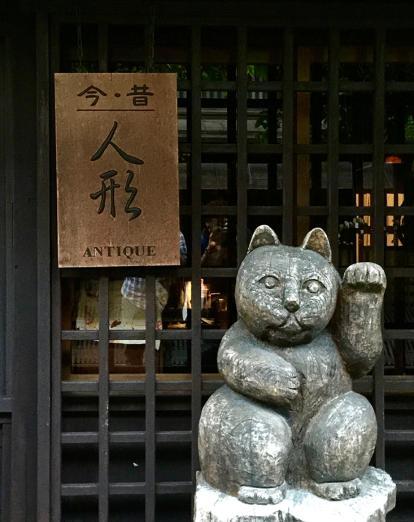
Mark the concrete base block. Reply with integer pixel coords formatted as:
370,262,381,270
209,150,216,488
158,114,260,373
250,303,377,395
194,467,396,522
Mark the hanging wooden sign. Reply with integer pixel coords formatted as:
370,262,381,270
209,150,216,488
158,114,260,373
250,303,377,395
55,73,179,267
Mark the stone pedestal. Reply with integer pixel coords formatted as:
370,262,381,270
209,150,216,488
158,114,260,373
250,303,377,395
194,467,396,522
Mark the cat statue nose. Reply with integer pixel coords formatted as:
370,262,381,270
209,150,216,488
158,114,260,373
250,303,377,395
285,299,300,313
284,281,300,312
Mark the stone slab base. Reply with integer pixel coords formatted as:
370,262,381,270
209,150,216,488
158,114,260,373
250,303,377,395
194,467,396,522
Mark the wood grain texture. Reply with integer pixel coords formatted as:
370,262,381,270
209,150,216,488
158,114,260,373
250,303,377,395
55,73,180,267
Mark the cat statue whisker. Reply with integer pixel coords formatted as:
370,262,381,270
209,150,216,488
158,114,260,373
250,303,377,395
195,225,396,522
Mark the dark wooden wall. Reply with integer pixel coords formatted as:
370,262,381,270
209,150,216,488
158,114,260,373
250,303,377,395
0,11,38,522
0,9,37,521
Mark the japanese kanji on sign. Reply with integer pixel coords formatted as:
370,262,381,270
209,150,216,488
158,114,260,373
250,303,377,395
55,73,180,267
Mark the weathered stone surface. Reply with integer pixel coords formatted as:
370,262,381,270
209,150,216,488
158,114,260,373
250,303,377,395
194,468,396,522
197,226,394,509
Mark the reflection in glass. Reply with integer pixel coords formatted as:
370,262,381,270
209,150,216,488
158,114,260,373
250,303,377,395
339,62,373,81
296,91,373,145
160,340,191,374
295,30,328,81
162,278,191,330
385,278,414,328
200,279,236,330
295,155,327,206
338,215,372,266
201,64,229,81
386,30,414,82
247,91,282,144
62,274,236,377
296,92,327,144
339,93,373,144
384,277,414,375
62,273,192,377
385,92,414,144
247,28,283,81
71,278,172,334
67,339,148,376
199,158,237,206
178,94,188,143
247,64,282,82
201,26,237,73
201,215,236,267
384,340,414,375
179,157,192,206
337,161,373,266
383,155,414,265
247,159,283,206
201,163,228,191
201,90,232,143
340,29,374,81
336,155,373,207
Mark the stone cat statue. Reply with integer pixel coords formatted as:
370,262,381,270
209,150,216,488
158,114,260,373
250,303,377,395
198,225,386,505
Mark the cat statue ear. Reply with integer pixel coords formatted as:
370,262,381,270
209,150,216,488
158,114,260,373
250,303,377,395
301,228,332,262
247,225,280,254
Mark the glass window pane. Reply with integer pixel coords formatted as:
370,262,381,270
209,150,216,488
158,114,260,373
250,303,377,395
201,278,236,330
340,30,374,81
296,154,328,206
247,28,283,81
295,30,328,81
247,156,283,206
201,215,237,267
386,29,414,81
248,91,282,144
385,92,414,144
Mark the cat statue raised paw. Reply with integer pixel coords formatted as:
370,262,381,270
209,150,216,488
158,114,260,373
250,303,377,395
197,225,391,510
